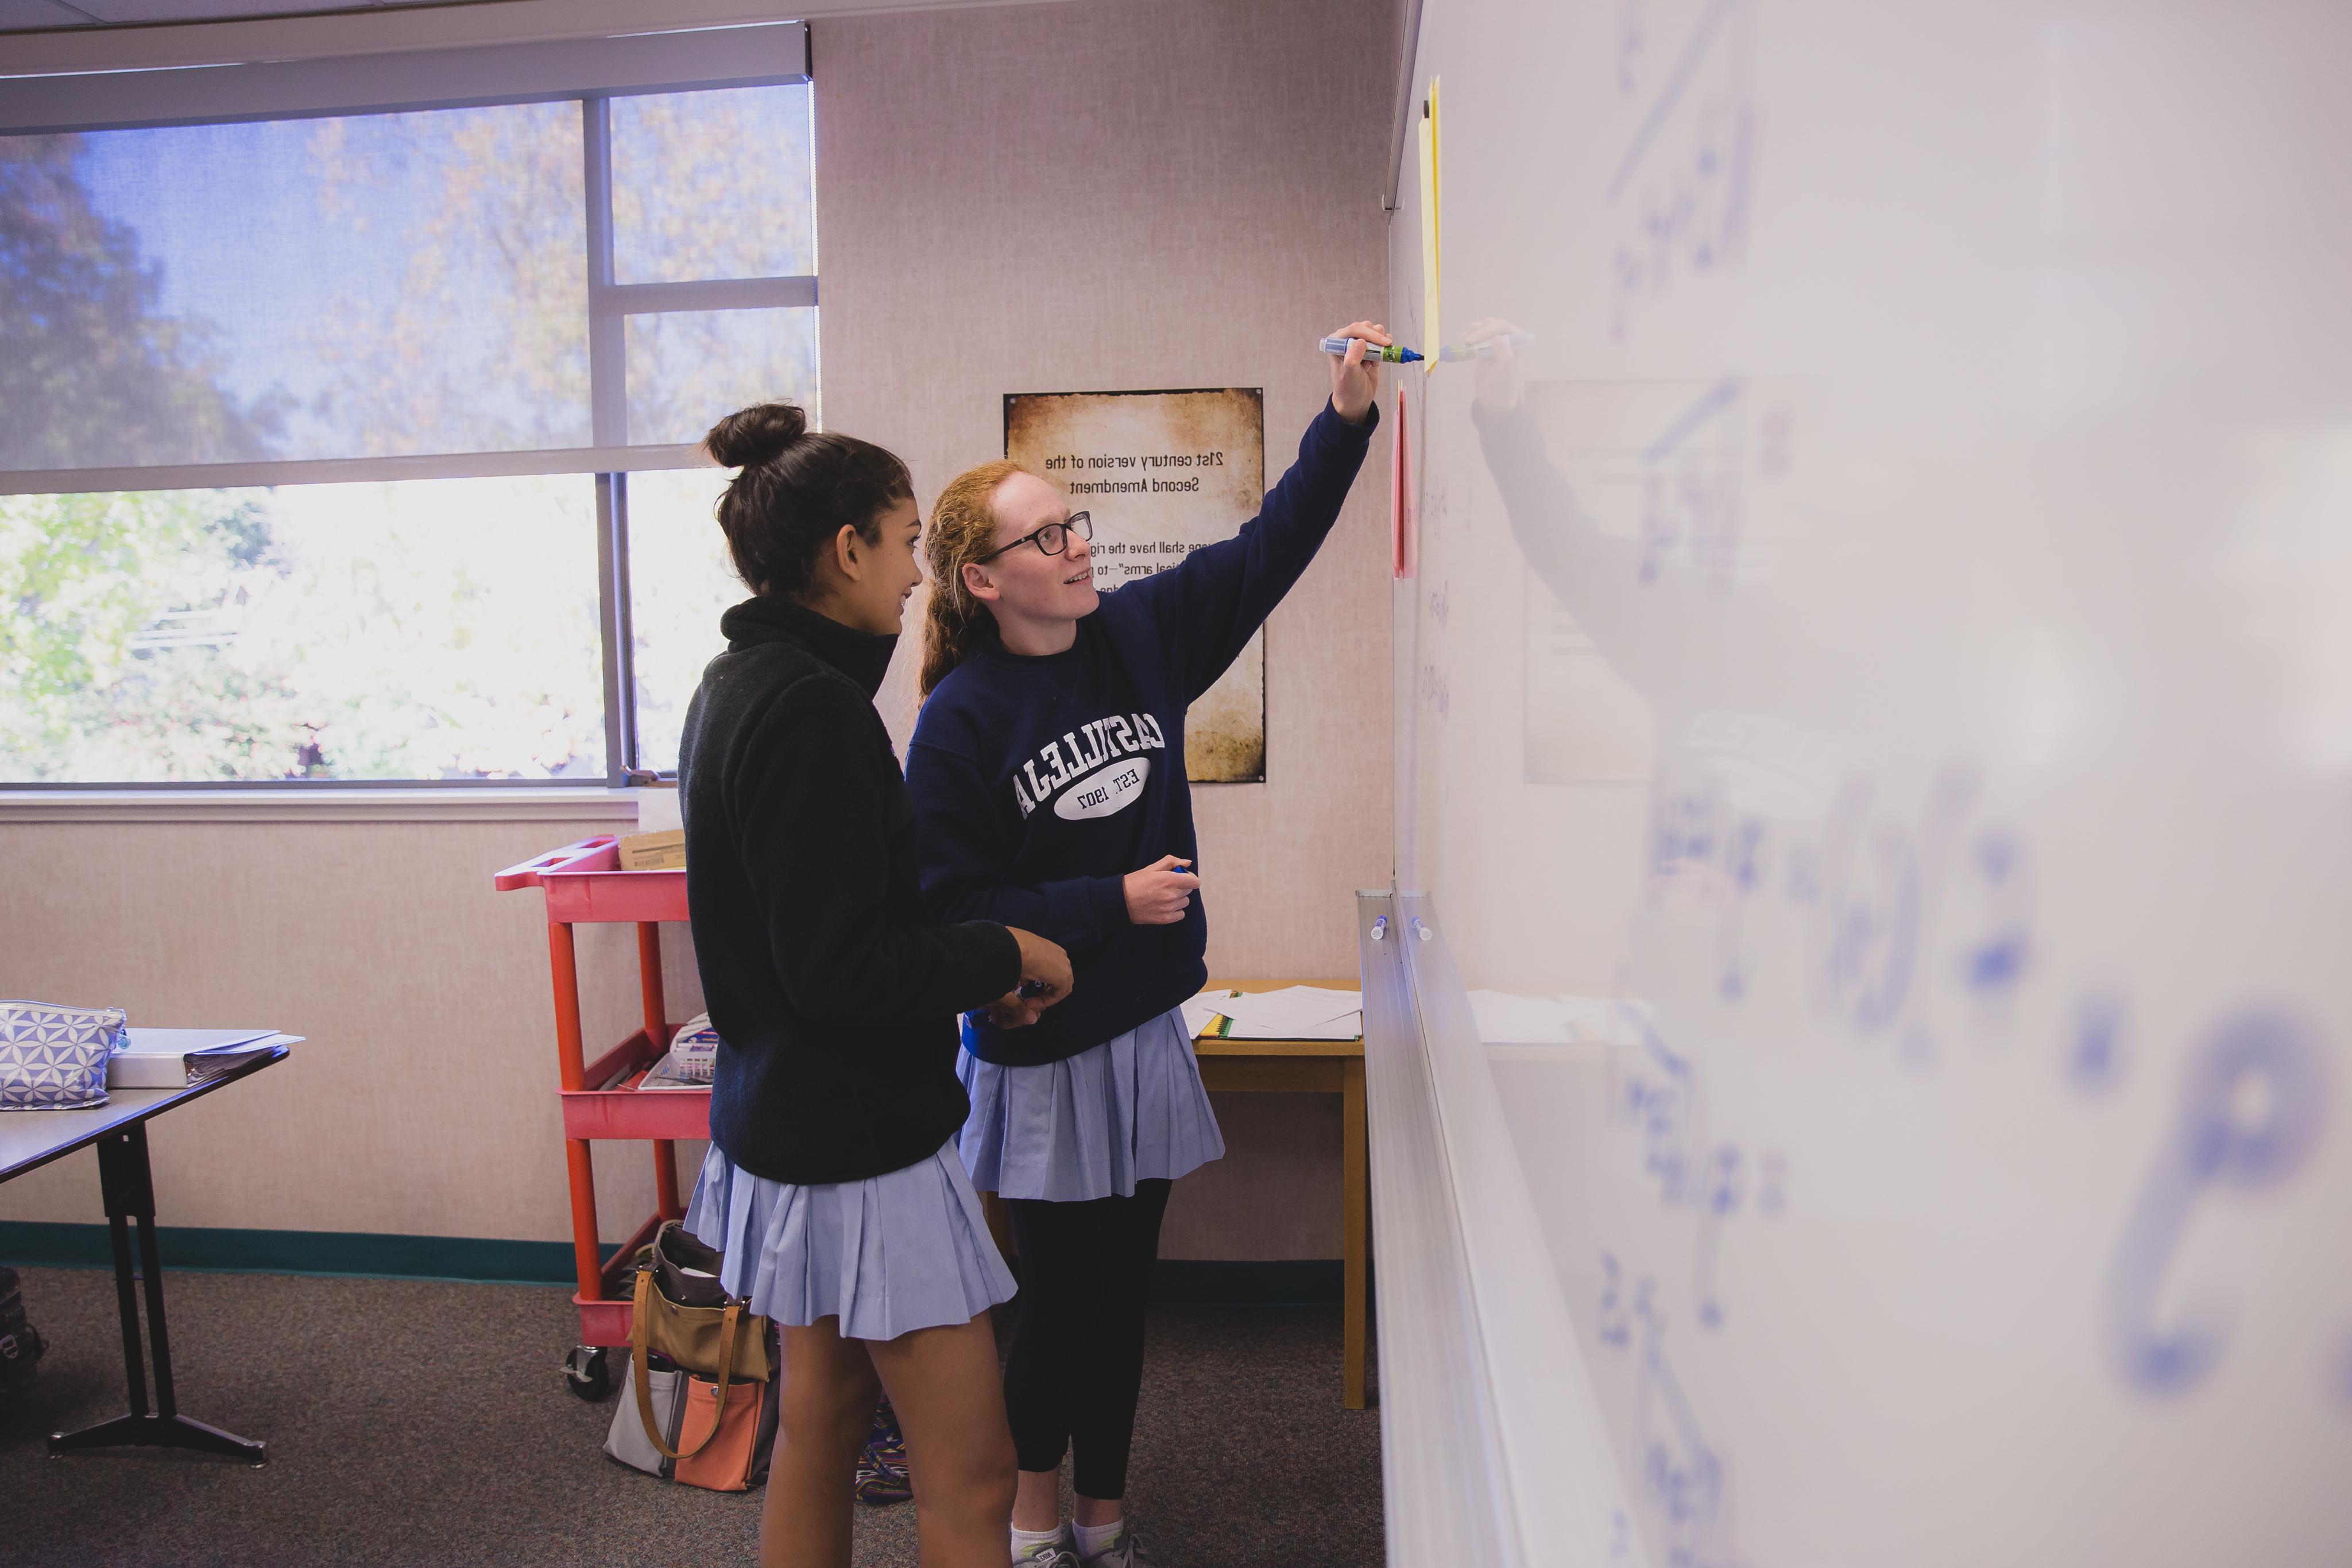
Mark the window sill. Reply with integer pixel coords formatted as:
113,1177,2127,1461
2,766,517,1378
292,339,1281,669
0,787,649,824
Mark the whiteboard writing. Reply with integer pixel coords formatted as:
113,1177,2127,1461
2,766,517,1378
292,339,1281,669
1606,0,1757,340
2104,1008,2331,1395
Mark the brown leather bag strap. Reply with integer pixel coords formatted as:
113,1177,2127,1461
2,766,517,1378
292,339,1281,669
631,1268,740,1462
700,1302,742,1434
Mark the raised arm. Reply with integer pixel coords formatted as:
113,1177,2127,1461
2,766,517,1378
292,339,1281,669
1129,398,1378,700
1121,323,1386,699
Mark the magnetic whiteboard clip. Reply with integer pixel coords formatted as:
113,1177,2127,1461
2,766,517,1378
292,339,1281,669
1370,917,1388,942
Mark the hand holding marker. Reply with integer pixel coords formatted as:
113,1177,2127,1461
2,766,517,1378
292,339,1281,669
1325,322,1390,424
1321,334,1423,364
1124,854,1200,927
1318,331,1534,363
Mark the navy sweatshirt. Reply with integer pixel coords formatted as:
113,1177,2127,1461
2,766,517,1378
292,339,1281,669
906,398,1376,1066
678,597,1022,1185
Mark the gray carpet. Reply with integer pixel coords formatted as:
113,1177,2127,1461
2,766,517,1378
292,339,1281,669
0,1268,1382,1566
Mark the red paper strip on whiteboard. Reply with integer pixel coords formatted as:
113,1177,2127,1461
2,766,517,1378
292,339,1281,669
1391,381,1415,579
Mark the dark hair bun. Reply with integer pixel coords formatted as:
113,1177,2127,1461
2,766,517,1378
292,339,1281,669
705,401,808,469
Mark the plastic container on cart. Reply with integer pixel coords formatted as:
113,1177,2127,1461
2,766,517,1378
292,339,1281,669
495,835,703,1399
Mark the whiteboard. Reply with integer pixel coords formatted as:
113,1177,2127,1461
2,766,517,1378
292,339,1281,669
1386,2,2352,1564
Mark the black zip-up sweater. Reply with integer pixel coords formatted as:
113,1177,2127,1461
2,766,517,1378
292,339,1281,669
906,398,1376,1066
677,597,1022,1186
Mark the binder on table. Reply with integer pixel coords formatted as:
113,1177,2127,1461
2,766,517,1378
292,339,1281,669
107,1029,300,1090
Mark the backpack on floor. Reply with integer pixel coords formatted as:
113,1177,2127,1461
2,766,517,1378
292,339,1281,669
0,1267,46,1397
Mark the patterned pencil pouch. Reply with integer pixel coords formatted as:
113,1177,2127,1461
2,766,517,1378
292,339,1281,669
0,1001,125,1110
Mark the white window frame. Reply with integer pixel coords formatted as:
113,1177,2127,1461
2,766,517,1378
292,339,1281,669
0,22,815,802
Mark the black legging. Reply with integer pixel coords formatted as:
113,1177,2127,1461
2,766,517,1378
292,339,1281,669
1001,1179,1171,1499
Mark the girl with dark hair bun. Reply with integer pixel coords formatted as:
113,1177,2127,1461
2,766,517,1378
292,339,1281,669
675,400,1076,1568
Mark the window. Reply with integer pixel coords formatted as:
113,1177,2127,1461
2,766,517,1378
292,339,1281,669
0,27,813,785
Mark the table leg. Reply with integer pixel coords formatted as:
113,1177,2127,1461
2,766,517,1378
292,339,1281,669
103,1199,147,1419
1343,1056,1370,1410
49,1124,267,1464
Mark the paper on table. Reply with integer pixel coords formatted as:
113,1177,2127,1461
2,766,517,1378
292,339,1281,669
1215,986,1362,1035
1180,989,1237,1040
1221,1009,1362,1042
108,1030,296,1089
119,1028,278,1056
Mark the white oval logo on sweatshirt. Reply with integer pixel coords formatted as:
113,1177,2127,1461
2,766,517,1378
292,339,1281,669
1055,755,1152,821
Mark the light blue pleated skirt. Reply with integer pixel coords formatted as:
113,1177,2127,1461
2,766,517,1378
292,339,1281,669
683,1138,1017,1342
957,1005,1226,1202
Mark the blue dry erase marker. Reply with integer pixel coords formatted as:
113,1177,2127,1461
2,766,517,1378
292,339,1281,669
1320,335,1423,363
1437,333,1536,362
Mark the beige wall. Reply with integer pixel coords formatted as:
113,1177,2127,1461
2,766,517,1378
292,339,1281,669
0,0,1394,1263
0,814,693,1246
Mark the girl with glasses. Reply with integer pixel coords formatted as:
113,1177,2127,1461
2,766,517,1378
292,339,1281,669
902,324,1390,1568
675,400,1076,1568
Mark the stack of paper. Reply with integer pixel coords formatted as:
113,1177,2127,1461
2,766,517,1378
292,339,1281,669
1213,986,1363,1041
108,1028,297,1089
638,1051,709,1090
1179,989,1237,1040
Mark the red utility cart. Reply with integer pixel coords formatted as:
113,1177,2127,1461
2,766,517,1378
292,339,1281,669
494,833,699,1399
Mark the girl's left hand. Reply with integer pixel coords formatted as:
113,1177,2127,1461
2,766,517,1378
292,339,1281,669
1328,321,1390,425
984,991,1046,1029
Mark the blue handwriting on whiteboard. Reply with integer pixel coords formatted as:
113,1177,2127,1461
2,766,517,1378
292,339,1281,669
1789,770,1979,1068
1958,828,2034,1037
1610,1011,1782,1330
2103,1006,2331,1394
1638,379,1743,590
2065,992,2128,1096
1644,777,1771,1003
1634,1291,1744,1568
1655,765,2006,1062
1692,1144,1744,1329
1714,815,1769,1001
1600,1250,1633,1348
1607,0,1757,341
1616,0,1646,96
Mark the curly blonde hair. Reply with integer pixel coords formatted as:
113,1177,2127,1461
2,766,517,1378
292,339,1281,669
918,459,1027,699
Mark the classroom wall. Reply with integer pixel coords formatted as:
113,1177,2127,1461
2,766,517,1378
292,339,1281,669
0,0,1395,1264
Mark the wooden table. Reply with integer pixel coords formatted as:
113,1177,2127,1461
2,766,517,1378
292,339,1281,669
1194,978,1370,1410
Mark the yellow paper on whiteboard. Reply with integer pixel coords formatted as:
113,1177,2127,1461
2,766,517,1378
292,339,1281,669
1417,77,1440,373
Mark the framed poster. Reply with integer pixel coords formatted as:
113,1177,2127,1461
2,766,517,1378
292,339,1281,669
1003,387,1268,781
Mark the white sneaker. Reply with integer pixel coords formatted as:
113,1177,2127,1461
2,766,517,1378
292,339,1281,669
1015,1525,1080,1568
1080,1527,1156,1568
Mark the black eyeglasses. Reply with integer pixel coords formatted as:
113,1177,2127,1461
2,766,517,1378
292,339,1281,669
974,511,1092,564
